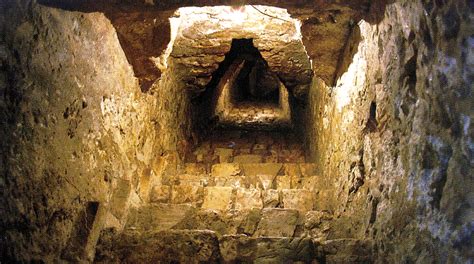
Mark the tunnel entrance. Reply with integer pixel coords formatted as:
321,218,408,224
226,39,280,106
210,39,291,130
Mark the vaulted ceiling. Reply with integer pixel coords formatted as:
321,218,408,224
38,0,392,91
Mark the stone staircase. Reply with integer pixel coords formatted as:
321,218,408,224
94,130,373,263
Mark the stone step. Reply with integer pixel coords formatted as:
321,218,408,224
150,185,320,211
197,162,317,177
95,229,221,263
126,203,195,232
125,204,333,238
186,145,306,163
95,229,374,263
313,238,374,263
220,235,314,263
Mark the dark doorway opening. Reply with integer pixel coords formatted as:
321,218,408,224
210,38,280,105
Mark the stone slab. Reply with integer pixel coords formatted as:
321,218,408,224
241,163,283,177
276,176,291,189
214,176,247,188
299,163,318,177
235,187,262,210
214,147,234,163
101,230,221,263
262,190,280,208
211,163,241,177
254,208,299,237
219,235,314,263
202,186,233,211
171,184,204,205
233,154,263,163
281,189,314,211
125,204,193,231
178,174,211,187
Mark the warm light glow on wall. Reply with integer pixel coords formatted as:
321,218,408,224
335,21,368,112
225,6,247,24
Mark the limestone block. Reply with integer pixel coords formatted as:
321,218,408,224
214,176,246,188
178,174,211,187
237,209,262,236
254,208,299,237
290,174,303,189
171,184,204,205
299,163,318,177
173,209,230,236
263,190,280,208
211,163,241,177
241,163,282,177
300,176,318,191
282,163,301,177
104,230,221,263
303,211,332,238
235,188,262,210
233,154,263,163
202,187,233,211
276,176,291,189
314,189,333,211
126,204,193,231
219,235,314,263
150,185,170,203
313,239,374,263
281,189,314,211
214,148,234,163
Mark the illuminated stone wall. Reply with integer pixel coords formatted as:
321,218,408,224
302,1,473,262
0,4,164,261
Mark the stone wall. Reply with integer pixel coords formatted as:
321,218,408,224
0,2,167,261
302,0,473,261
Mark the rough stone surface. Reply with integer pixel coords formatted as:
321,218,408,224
171,184,204,205
241,163,283,177
211,163,241,177
202,187,233,211
234,187,263,211
125,204,193,231
262,190,280,208
233,154,264,163
314,239,374,264
281,189,314,211
0,3,168,262
219,235,314,263
297,0,474,262
95,229,221,263
254,209,299,237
